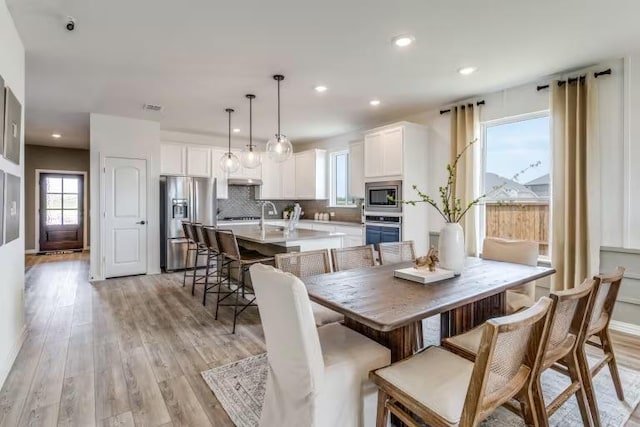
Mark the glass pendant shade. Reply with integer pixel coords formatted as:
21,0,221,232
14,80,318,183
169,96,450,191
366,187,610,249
219,108,240,173
266,135,293,162
219,152,240,173
241,146,262,169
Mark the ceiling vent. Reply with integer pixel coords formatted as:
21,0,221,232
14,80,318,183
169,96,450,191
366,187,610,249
143,103,163,112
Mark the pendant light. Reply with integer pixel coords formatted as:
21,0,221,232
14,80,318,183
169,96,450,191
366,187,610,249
240,94,262,169
265,74,293,162
219,108,241,174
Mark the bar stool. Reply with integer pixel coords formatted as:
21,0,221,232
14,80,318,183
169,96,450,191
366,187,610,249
192,224,217,299
181,221,198,287
215,229,275,333
202,226,223,306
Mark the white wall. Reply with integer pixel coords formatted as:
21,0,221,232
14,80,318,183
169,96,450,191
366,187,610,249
0,0,26,387
89,114,161,280
625,53,640,249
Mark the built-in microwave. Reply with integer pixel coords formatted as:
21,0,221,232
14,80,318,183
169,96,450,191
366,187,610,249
364,181,402,213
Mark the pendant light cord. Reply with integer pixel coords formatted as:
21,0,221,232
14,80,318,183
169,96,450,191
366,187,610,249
227,109,232,158
277,78,281,139
249,96,253,151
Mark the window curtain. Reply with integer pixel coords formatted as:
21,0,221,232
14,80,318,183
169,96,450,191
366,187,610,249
450,104,480,256
550,76,601,290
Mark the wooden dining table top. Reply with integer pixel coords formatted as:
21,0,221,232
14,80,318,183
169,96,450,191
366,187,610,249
303,257,555,332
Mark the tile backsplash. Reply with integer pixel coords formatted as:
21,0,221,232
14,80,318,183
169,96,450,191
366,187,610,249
217,185,363,223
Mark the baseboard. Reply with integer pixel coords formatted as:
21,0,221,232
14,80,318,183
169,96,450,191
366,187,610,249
0,325,27,389
24,249,37,255
609,320,640,337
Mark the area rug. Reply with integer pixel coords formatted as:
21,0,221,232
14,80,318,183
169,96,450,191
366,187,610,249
202,349,640,427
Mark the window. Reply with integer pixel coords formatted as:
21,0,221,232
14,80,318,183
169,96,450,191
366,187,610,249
45,176,80,225
481,113,551,257
330,150,355,207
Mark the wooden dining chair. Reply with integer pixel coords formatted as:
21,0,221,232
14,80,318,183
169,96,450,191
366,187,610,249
378,241,416,265
371,297,553,427
442,278,597,427
274,250,344,326
215,229,275,333
574,267,626,427
482,237,539,313
330,245,376,272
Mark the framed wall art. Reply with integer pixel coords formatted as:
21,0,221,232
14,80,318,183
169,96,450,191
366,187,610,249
3,87,21,165
5,173,19,243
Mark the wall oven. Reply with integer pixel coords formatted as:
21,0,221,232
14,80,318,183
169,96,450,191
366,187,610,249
365,180,402,213
365,215,402,249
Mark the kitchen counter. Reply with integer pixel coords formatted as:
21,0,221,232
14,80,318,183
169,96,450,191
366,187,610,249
225,224,345,254
217,219,362,228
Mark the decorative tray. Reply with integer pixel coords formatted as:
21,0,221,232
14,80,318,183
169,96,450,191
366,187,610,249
393,267,455,284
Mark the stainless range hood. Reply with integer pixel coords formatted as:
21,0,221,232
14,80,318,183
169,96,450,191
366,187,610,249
227,177,263,186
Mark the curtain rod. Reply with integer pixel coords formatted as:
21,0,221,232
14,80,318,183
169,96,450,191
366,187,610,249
536,68,611,91
439,100,485,115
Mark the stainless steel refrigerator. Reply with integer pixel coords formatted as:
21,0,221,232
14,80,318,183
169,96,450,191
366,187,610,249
160,176,217,271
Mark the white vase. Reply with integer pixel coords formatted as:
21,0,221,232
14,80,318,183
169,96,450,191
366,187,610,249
438,222,465,275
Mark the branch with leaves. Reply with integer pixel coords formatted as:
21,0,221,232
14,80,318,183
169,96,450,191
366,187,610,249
391,139,541,223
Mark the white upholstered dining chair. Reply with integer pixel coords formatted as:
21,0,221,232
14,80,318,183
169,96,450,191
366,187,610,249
482,237,539,313
250,264,391,427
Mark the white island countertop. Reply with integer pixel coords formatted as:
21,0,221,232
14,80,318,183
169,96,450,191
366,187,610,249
224,224,345,248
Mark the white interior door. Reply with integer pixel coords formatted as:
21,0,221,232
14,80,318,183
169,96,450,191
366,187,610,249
104,157,147,278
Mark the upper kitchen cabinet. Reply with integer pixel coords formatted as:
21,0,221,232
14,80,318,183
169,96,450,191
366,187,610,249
363,122,427,181
258,149,326,200
294,149,326,199
259,155,282,199
210,148,229,199
160,143,187,176
186,145,212,177
349,141,365,199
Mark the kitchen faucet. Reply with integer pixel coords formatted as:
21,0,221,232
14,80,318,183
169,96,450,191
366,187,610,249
259,201,277,231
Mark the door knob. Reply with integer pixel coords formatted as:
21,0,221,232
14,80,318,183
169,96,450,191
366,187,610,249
137,220,146,225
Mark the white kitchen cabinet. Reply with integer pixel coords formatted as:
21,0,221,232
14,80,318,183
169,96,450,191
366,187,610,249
160,143,186,175
210,148,229,199
381,127,403,176
364,126,404,179
295,149,327,199
259,155,282,199
187,146,212,177
282,157,296,199
349,141,365,199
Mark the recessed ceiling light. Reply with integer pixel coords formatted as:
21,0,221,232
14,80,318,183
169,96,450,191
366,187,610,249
233,128,241,133
458,66,477,76
52,133,61,138
314,85,328,93
392,35,415,48
369,99,381,106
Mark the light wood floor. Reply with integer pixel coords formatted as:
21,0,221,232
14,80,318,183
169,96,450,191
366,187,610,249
0,252,638,426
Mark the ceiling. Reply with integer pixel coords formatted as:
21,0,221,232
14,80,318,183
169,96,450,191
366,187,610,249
7,0,640,149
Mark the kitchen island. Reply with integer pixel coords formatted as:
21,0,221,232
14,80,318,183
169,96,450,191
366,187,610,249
221,224,345,256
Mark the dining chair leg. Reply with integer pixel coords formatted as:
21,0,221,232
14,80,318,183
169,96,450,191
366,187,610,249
375,390,388,427
600,329,625,401
531,375,549,427
564,351,593,427
577,345,602,427
517,385,538,427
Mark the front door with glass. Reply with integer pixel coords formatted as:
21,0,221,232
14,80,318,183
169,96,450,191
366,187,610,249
39,173,84,251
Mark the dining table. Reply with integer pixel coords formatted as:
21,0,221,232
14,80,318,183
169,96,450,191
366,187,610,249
304,257,555,362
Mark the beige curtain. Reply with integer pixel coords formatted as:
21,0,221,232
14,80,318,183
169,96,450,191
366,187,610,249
551,76,601,290
450,104,480,256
